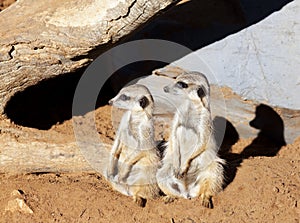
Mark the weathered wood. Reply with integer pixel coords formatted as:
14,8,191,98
0,139,110,174
0,0,177,114
0,114,112,174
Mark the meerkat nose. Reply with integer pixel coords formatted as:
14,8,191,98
163,86,169,93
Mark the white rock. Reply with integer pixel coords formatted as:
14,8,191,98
173,1,300,110
5,191,33,214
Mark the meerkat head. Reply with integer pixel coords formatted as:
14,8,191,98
163,72,210,109
109,84,154,114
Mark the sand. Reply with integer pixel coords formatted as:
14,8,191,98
0,105,299,222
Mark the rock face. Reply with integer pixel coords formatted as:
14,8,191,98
172,1,300,110
0,0,177,114
170,1,300,143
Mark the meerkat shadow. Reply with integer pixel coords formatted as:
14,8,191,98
216,104,286,189
213,116,241,189
240,104,286,158
213,116,239,154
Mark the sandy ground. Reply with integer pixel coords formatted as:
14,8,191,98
0,105,300,223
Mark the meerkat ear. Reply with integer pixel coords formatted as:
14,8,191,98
139,96,149,109
197,86,210,109
197,86,206,98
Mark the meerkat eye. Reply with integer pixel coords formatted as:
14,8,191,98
139,96,149,109
176,81,188,89
197,86,206,98
119,94,130,101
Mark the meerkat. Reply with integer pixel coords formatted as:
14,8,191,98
106,84,161,207
156,72,225,208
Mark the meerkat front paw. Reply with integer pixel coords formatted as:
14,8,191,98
106,171,116,181
178,169,188,179
117,174,127,184
173,168,181,178
117,168,130,183
173,167,187,179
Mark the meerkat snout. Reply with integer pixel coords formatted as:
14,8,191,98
108,85,153,112
109,93,131,105
163,80,189,95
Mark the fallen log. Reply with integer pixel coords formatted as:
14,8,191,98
0,0,177,114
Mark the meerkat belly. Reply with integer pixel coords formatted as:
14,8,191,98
127,154,158,186
118,146,158,173
118,145,132,162
176,125,198,161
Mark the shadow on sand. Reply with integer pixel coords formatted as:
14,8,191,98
215,104,286,188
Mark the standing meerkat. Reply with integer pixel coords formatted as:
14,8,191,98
106,84,161,207
156,72,225,208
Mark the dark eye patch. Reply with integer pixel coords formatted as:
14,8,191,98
119,94,130,101
139,96,149,109
176,81,188,89
197,86,206,98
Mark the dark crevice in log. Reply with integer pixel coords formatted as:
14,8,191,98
128,0,293,51
70,41,114,62
4,61,166,130
8,45,15,60
4,68,86,130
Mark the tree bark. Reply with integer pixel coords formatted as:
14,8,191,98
0,0,177,114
